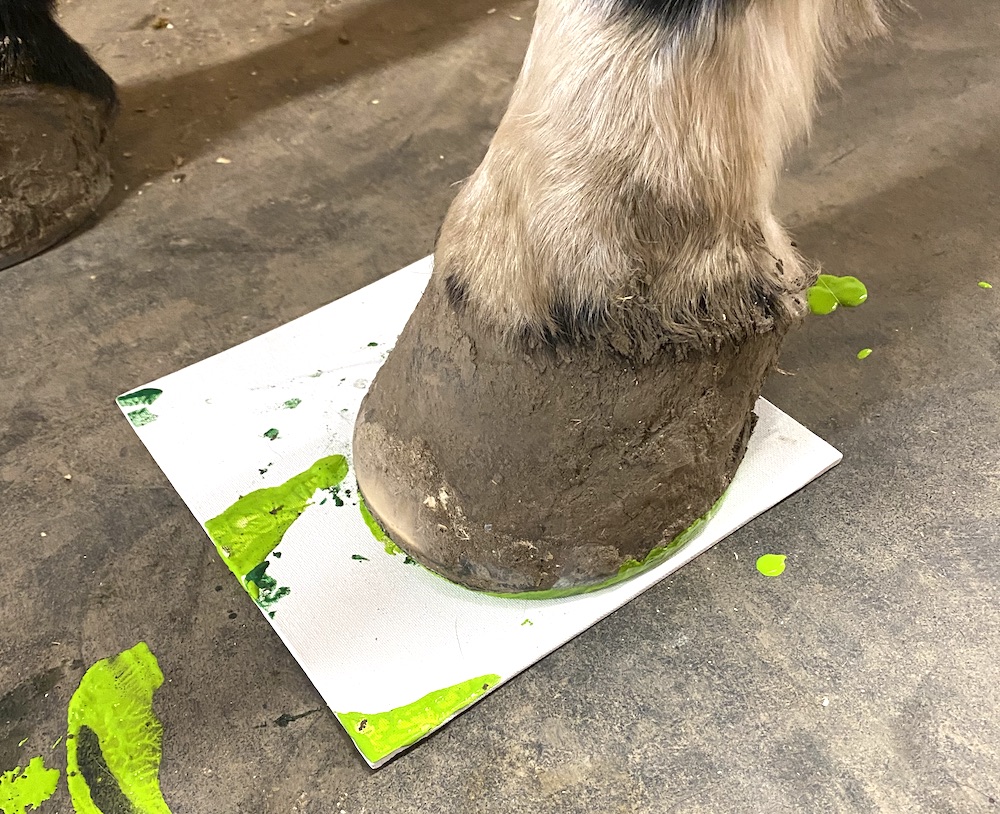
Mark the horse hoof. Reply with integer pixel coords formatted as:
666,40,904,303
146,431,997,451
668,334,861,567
0,84,116,270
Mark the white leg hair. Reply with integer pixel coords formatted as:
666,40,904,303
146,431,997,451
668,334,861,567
436,0,888,347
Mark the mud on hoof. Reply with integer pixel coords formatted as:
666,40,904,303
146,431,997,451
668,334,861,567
352,273,798,596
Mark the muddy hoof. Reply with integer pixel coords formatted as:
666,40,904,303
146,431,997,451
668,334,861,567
353,273,797,597
0,85,116,270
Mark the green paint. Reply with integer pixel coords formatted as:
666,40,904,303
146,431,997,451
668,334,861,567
204,455,348,603
358,495,403,556
367,342,378,347
336,674,500,764
482,492,726,600
116,388,163,407
979,281,993,289
0,756,59,814
807,274,868,315
521,619,533,627
243,561,290,608
127,408,157,427
263,428,279,441
857,348,873,360
756,554,787,577
14,740,25,750
351,554,369,562
282,398,302,409
66,642,173,814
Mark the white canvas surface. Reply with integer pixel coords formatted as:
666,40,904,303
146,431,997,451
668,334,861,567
117,255,842,767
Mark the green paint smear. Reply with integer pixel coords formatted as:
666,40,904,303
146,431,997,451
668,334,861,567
358,495,402,556
263,428,279,441
979,281,993,289
282,398,302,409
336,674,500,764
204,455,348,602
116,388,163,407
521,619,533,627
807,274,868,315
0,756,59,814
857,348,873,360
481,492,726,600
244,561,290,608
66,642,172,814
127,408,157,427
756,553,787,577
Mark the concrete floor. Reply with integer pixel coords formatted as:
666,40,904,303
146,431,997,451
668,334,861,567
2,0,998,811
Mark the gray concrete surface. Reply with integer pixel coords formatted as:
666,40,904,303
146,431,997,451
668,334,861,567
2,0,998,811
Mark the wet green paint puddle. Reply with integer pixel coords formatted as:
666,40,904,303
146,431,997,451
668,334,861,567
336,674,500,764
66,642,173,814
204,455,348,608
756,554,787,576
807,274,868,315
0,756,59,814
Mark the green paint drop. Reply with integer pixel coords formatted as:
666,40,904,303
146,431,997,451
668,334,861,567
127,408,157,427
521,619,533,627
66,642,173,814
204,455,348,600
979,281,993,289
756,554,787,577
807,274,868,315
367,342,378,347
263,428,279,441
116,388,163,407
857,348,873,360
358,495,402,556
282,399,302,409
336,674,500,764
243,561,290,608
351,554,369,562
14,740,25,750
0,756,60,814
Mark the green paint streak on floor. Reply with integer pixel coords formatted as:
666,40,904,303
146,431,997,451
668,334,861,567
358,495,402,556
127,408,158,427
857,348,873,360
756,554,787,577
204,455,348,596
979,281,993,289
336,674,500,764
116,388,163,407
807,274,868,315
66,642,172,814
0,756,59,814
282,398,302,409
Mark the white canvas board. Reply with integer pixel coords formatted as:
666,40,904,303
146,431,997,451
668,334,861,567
117,255,842,767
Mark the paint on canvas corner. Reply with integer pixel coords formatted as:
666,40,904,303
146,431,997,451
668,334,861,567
336,674,501,765
0,756,60,814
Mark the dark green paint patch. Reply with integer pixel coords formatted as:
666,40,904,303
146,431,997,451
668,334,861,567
367,342,378,347
351,555,369,562
263,428,279,441
0,755,60,814
807,274,868,315
127,408,158,427
244,561,291,609
282,398,302,409
116,388,163,407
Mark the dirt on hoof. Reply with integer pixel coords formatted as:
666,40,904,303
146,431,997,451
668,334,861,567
353,274,797,595
0,85,116,270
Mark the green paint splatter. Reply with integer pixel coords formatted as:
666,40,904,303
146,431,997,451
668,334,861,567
336,674,500,764
14,740,26,750
807,274,868,315
521,619,533,627
756,554,787,577
351,554,369,562
263,428,279,441
358,495,403,556
244,561,290,608
367,342,378,347
127,408,157,427
282,399,302,409
66,642,173,814
204,455,348,605
857,348,873,360
116,388,163,407
0,756,59,814
979,281,993,289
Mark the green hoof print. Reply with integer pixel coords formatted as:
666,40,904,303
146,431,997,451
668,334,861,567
0,756,60,814
336,674,500,766
66,642,173,814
